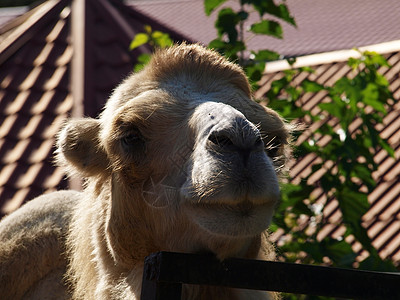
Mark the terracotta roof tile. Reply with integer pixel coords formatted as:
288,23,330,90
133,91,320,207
0,114,17,137
43,165,65,189
27,138,54,163
1,187,29,214
18,115,44,139
45,15,68,43
15,162,44,188
3,139,30,164
54,94,73,115
55,45,73,66
30,90,55,114
0,1,76,214
0,163,17,186
44,66,68,90
4,90,29,114
4,66,30,90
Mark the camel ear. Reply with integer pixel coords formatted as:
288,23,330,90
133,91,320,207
56,118,110,178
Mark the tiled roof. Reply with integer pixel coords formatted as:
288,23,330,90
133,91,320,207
0,0,71,214
0,0,189,216
0,6,28,36
129,0,400,57
257,41,400,263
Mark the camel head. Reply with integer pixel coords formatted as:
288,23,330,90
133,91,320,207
57,44,289,260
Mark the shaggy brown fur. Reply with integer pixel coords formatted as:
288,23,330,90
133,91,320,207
0,43,289,299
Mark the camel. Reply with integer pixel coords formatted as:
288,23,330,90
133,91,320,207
0,43,290,299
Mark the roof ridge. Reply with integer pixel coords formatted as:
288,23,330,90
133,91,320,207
95,0,191,46
122,0,192,44
264,39,400,73
95,0,137,44
0,0,70,66
0,6,31,36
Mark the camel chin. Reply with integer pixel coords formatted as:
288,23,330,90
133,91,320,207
182,201,276,237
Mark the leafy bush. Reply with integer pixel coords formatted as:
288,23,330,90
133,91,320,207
267,52,397,273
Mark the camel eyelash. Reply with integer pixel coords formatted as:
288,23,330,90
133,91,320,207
118,125,147,159
263,136,281,158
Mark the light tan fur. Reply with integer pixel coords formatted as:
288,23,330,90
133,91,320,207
0,44,289,299
0,191,80,299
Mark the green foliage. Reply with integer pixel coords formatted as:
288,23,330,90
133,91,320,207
242,0,296,25
129,25,173,72
205,0,295,89
204,0,227,16
268,52,397,277
129,25,173,50
250,20,283,38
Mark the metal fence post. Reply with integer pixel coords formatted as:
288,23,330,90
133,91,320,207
141,252,182,300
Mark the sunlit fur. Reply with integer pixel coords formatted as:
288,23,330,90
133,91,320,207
0,44,289,299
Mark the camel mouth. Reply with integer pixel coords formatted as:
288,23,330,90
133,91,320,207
193,201,257,217
182,201,275,237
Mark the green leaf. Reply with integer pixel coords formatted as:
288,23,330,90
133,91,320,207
249,20,283,39
143,25,152,34
278,182,314,212
245,62,265,82
363,51,390,68
301,79,325,93
242,0,296,26
359,254,398,272
252,49,280,61
322,239,357,268
361,83,386,113
133,53,151,72
151,31,173,48
300,238,358,268
208,38,226,50
300,242,324,263
375,72,390,87
215,8,241,42
292,201,314,216
129,33,149,50
208,39,245,60
336,188,372,249
319,102,343,118
380,139,395,157
237,10,249,21
204,0,227,16
349,163,376,191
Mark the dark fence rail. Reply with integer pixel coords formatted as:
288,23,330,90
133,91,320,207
141,251,400,300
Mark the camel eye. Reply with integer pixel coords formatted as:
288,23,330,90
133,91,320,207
120,131,146,163
121,133,141,147
120,127,145,154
